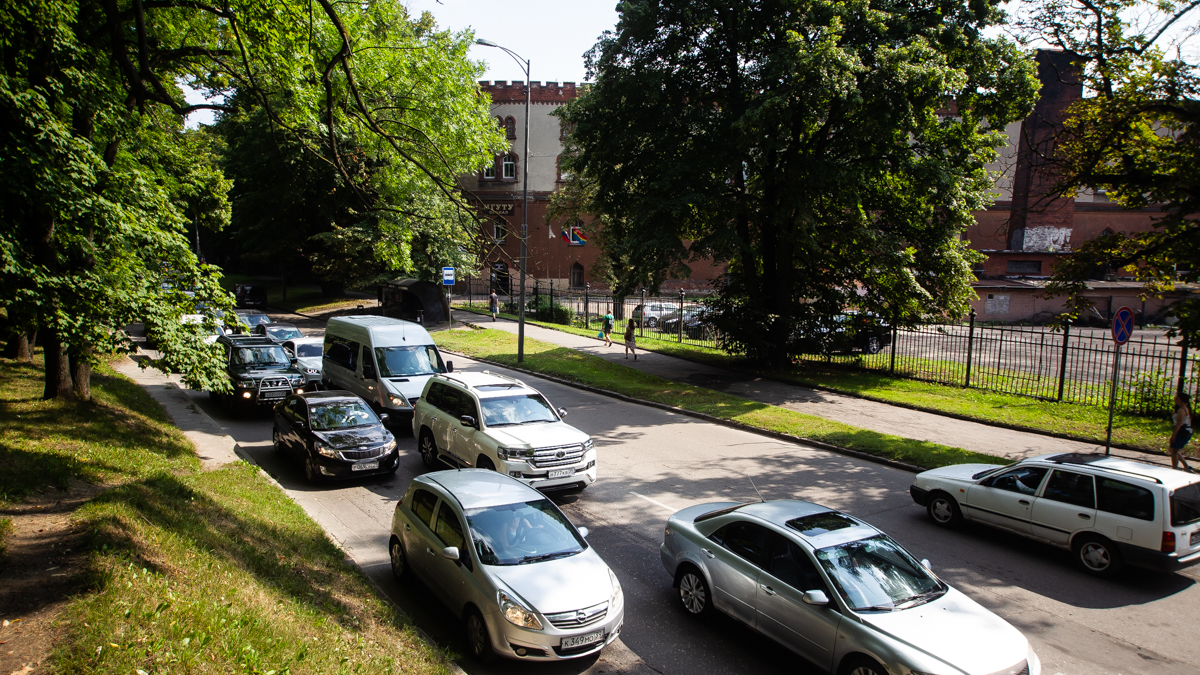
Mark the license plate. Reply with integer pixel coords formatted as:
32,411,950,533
1191,530,1200,547
547,468,575,479
560,629,604,649
352,461,379,471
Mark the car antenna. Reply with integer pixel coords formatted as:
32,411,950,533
748,477,765,503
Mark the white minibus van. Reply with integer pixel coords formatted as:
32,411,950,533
322,316,452,429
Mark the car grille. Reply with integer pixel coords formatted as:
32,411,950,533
530,443,584,468
340,446,386,461
257,377,292,400
986,660,1028,675
544,601,608,629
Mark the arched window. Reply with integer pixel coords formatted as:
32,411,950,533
505,116,516,140
502,153,517,180
570,262,585,289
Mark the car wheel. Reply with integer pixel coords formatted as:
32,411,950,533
418,430,437,468
1073,535,1124,578
389,537,409,580
646,317,658,328
926,492,963,528
842,655,887,675
464,610,495,663
272,428,285,453
677,566,712,617
476,455,496,471
865,337,882,354
303,454,323,484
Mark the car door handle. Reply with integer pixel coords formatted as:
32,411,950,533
426,548,435,556
1078,513,1092,520
1018,499,1030,506
701,548,715,559
759,584,777,596
404,523,411,531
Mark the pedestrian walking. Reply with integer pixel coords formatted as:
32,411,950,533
489,290,499,322
623,320,637,360
602,311,614,347
1170,392,1194,472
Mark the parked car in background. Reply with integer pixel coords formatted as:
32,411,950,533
413,371,596,492
660,499,1040,675
631,302,679,328
389,470,624,662
659,306,712,340
230,309,271,333
235,283,268,309
181,313,227,344
272,391,398,482
210,334,306,414
911,452,1200,577
282,337,324,390
253,322,303,344
790,312,891,355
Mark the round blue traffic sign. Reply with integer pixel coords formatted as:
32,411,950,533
1111,306,1135,345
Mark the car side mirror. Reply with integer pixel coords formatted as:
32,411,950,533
295,419,308,430
441,546,460,562
921,558,932,571
577,526,589,539
459,415,476,428
801,590,830,606
446,361,454,373
558,407,568,418
378,412,390,423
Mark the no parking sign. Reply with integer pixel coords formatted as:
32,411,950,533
1111,306,1134,345
1104,306,1136,455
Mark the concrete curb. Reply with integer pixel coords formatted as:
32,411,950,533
439,348,927,475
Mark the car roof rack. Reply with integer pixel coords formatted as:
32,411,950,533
1045,453,1164,485
480,370,526,387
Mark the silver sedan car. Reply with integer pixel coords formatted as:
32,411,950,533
660,500,1040,675
389,470,624,661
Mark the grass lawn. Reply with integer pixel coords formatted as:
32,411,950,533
435,326,1007,470
453,305,1174,454
0,357,453,675
221,273,368,315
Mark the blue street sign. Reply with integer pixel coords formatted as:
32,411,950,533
1111,306,1134,346
442,267,455,286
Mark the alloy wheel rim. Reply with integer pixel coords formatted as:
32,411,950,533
932,500,952,522
850,667,881,675
680,574,706,614
420,437,433,463
468,616,486,655
390,542,405,576
305,457,316,481
1082,542,1110,570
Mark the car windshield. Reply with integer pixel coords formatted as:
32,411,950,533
239,313,270,326
267,326,302,340
465,499,585,566
814,535,945,612
295,344,322,358
375,345,442,377
309,401,379,431
480,394,558,427
230,346,290,366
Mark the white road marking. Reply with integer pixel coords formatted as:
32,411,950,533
629,491,677,513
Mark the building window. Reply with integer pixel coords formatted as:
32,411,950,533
556,155,571,183
570,262,585,288
502,153,517,180
1006,260,1042,275
482,158,496,179
493,218,508,243
505,116,516,140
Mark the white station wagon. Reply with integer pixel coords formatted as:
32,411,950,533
910,453,1200,577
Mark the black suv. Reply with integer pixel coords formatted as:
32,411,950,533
212,335,307,412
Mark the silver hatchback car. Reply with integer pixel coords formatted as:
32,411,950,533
660,500,1039,675
389,470,624,661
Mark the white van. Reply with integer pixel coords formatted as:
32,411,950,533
322,316,452,428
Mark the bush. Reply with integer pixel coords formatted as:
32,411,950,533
527,295,575,325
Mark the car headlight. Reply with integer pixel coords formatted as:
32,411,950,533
289,376,304,386
583,438,594,452
498,591,542,630
235,378,255,388
305,367,320,374
608,568,623,614
314,443,338,458
498,446,532,460
389,395,410,408
383,439,396,452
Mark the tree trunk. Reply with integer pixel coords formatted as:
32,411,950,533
70,348,92,401
42,327,74,400
16,332,33,362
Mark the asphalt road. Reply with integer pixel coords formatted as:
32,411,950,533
178,341,1200,675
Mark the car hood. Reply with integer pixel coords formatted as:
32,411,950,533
488,548,613,615
483,422,590,449
859,588,1029,675
917,463,1003,484
313,424,390,450
383,374,435,400
295,356,322,370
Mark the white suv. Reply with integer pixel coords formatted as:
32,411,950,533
412,371,596,492
910,452,1200,577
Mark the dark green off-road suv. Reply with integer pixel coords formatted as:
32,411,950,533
211,335,307,413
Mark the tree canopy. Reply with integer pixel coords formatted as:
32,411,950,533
1017,0,1200,345
560,0,1038,362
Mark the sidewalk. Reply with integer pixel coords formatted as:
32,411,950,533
454,311,1166,466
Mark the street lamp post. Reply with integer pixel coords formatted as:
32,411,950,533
476,39,531,362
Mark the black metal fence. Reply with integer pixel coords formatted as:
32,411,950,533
452,277,1197,416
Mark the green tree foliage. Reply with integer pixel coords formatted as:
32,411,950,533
0,0,501,398
560,0,1038,362
1017,0,1200,345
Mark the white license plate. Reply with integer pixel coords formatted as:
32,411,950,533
352,461,379,471
1191,530,1200,547
547,468,575,479
560,629,604,649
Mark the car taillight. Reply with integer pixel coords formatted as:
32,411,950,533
1162,531,1176,553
